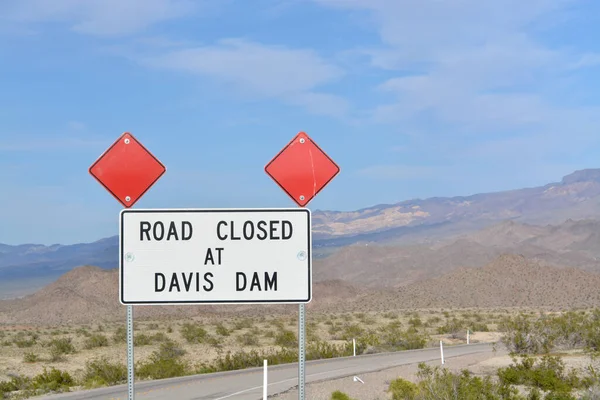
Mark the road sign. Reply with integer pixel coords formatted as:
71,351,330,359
265,131,340,207
89,132,166,208
119,208,312,305
264,131,340,400
89,132,166,400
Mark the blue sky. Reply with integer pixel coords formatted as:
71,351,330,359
1,0,600,245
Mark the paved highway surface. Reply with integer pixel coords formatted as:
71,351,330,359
36,343,494,400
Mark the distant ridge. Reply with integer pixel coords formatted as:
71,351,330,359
3,168,600,299
2,254,600,325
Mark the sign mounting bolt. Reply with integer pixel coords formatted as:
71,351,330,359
125,196,131,202
125,253,134,262
299,195,305,201
297,251,307,261
299,138,305,144
124,138,130,144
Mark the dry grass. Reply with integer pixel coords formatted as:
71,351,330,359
0,308,515,382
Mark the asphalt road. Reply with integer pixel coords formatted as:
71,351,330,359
36,342,494,400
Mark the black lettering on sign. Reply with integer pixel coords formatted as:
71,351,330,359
204,272,214,291
140,221,193,241
256,221,268,240
169,273,180,292
141,222,151,241
215,220,293,241
235,272,278,291
205,247,225,265
236,272,246,291
156,272,215,293
155,273,166,292
265,272,277,291
215,248,223,265
216,221,227,240
205,248,215,265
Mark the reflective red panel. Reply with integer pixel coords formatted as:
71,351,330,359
265,131,340,207
89,132,166,208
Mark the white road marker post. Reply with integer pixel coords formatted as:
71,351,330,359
353,338,356,356
263,359,268,400
467,329,470,345
440,340,445,365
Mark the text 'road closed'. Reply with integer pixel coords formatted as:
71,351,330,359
120,209,311,304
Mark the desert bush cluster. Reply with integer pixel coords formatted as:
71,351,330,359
0,308,539,399
499,310,600,355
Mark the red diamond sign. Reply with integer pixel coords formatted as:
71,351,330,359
89,132,166,208
265,131,340,207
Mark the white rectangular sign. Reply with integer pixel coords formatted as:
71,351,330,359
119,208,311,305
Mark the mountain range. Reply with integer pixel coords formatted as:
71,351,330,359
2,168,600,299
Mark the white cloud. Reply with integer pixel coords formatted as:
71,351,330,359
1,0,196,36
314,0,598,144
142,38,348,117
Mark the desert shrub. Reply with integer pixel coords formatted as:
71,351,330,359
411,363,524,400
388,377,418,400
48,338,76,361
330,390,354,400
215,324,230,337
31,367,74,393
0,368,76,397
13,332,37,348
383,311,399,319
237,333,259,346
497,355,585,394
146,323,159,330
134,333,152,346
500,311,600,355
84,333,109,349
150,332,169,342
113,326,126,343
207,348,297,372
275,330,297,348
307,341,350,359
82,357,128,388
0,376,29,398
180,323,208,344
136,340,189,380
23,352,38,363
471,322,490,332
76,327,91,337
338,323,364,340
233,318,254,330
379,324,428,351
409,317,423,328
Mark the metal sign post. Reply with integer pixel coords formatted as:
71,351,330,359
89,132,166,400
264,131,340,400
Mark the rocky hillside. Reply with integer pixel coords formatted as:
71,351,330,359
313,218,600,288
313,168,600,242
350,255,600,311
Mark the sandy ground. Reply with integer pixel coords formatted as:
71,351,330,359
0,310,509,381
